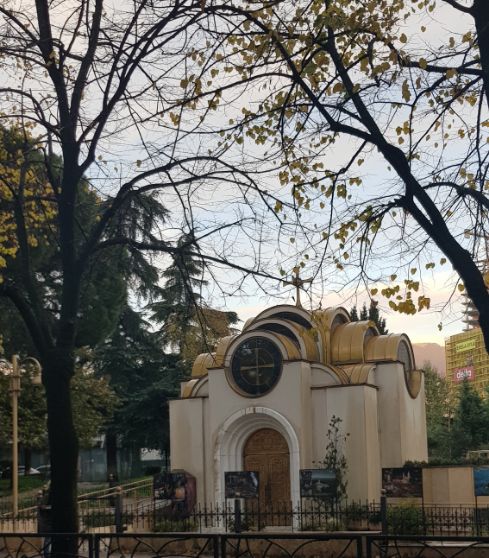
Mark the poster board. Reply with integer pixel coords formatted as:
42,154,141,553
225,471,259,499
474,467,489,496
300,469,337,498
382,467,423,497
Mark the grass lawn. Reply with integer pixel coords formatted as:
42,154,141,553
0,476,45,498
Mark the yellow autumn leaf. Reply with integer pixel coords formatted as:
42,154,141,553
402,80,411,102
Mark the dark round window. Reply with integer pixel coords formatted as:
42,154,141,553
230,337,282,397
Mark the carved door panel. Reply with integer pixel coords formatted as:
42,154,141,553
243,428,291,525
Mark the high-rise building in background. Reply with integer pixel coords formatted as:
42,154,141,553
445,328,489,395
446,230,489,394
446,232,488,394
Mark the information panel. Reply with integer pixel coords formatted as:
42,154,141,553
225,471,259,499
300,469,337,498
382,467,423,497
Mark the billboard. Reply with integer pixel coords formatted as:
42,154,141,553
300,469,337,498
474,467,489,497
225,471,259,499
455,339,476,353
382,467,423,498
453,365,475,383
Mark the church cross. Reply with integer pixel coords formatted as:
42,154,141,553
283,266,313,308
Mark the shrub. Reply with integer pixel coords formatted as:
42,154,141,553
387,505,423,535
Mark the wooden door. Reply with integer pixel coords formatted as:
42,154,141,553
243,428,291,525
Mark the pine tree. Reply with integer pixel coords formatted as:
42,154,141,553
451,379,489,459
359,303,369,321
423,363,453,460
94,306,183,477
349,301,388,334
350,306,359,321
148,232,207,360
148,232,239,367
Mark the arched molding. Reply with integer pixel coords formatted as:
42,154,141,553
247,318,320,362
246,304,313,330
310,363,347,386
214,407,301,510
190,376,209,398
222,330,301,368
331,321,379,364
311,307,350,364
192,352,217,378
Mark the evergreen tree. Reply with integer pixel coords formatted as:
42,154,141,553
368,302,388,335
148,232,239,369
359,303,369,321
423,363,454,460
451,380,489,459
349,300,388,334
148,233,207,360
349,306,359,321
94,306,183,477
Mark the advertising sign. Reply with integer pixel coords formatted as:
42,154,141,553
225,471,259,499
453,365,475,383
455,339,476,353
474,467,489,497
382,467,423,498
300,469,337,498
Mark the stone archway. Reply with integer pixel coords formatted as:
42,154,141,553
214,406,301,511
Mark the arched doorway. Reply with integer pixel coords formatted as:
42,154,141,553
244,428,291,524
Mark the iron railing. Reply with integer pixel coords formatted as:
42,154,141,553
3,500,489,535
366,534,489,558
3,532,489,558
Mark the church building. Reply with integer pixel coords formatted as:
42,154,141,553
169,300,427,508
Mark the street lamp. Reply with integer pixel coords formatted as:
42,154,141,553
0,354,42,531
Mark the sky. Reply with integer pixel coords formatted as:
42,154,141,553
232,270,465,346
2,0,482,349
203,2,479,347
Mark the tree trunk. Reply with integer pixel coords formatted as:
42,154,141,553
43,352,79,557
105,429,118,480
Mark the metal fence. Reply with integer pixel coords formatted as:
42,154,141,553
366,535,489,558
2,532,489,558
3,500,489,536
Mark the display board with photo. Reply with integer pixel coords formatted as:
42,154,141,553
474,467,489,497
382,467,423,497
225,471,259,499
300,469,337,498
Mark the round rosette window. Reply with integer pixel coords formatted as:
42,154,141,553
230,337,283,397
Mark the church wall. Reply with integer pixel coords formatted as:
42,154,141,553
375,364,428,467
329,386,381,502
314,385,381,502
207,362,313,505
169,398,208,503
207,363,310,449
398,376,428,464
311,389,328,465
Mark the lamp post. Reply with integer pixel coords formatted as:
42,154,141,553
0,354,42,531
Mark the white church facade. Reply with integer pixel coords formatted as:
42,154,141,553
169,303,427,507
